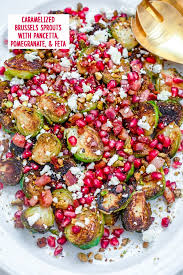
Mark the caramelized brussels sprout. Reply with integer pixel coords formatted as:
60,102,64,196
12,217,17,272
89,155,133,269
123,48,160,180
97,184,132,214
21,205,54,233
122,191,152,232
136,101,159,136
156,122,181,158
52,189,73,209
156,68,183,92
140,168,166,200
0,113,16,134
0,80,9,105
4,54,42,79
12,106,44,137
64,208,104,250
0,158,23,186
157,100,183,127
38,94,70,124
20,171,43,199
104,212,119,226
66,126,104,163
111,17,138,50
32,133,62,165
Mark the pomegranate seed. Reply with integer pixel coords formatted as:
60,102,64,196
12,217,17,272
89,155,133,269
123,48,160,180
79,197,86,205
68,136,77,146
102,137,109,145
22,150,32,159
115,141,124,150
76,119,86,127
96,169,104,179
99,130,108,138
161,217,170,228
6,152,13,159
95,120,102,128
94,14,102,22
103,166,111,174
23,166,31,173
150,139,158,148
0,182,3,190
115,172,126,181
85,170,95,180
85,114,95,123
47,236,56,248
64,210,76,218
134,158,141,168
130,118,138,128
128,71,139,83
12,49,23,55
90,110,99,118
25,142,33,150
54,245,63,256
103,151,111,158
57,236,67,245
158,122,165,129
99,114,107,123
148,150,158,161
110,237,119,246
146,56,156,64
85,195,94,205
156,143,163,151
157,134,165,143
101,238,109,249
84,177,93,187
0,66,5,75
55,209,64,223
61,217,71,227
112,228,124,238
93,178,102,188
164,168,169,175
96,60,105,71
103,227,110,237
107,80,117,90
108,140,116,149
171,87,179,97
53,125,60,135
72,225,81,234
55,183,63,189
15,190,25,199
136,128,144,135
151,172,162,180
173,77,183,84
11,85,19,93
163,136,171,147
30,163,39,170
132,95,139,103
14,210,22,219
123,162,131,172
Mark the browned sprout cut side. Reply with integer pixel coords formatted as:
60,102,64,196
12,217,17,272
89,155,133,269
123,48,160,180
0,158,23,186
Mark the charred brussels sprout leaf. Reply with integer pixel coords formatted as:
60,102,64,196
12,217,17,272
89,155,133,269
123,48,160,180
97,184,132,214
0,113,16,134
21,171,43,199
111,17,138,50
156,122,181,158
66,126,104,163
21,205,54,233
64,208,104,250
32,133,62,165
0,158,23,186
12,106,44,137
122,191,152,232
4,54,42,79
157,100,183,127
126,163,135,182
52,189,73,209
38,94,70,124
104,212,119,226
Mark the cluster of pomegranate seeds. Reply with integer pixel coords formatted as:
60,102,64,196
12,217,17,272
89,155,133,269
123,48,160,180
161,217,170,228
100,227,124,249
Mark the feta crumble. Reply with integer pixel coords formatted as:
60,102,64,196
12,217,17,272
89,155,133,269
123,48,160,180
107,46,122,65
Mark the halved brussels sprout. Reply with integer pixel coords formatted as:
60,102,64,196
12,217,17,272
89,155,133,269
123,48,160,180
0,158,23,186
52,189,73,209
102,59,130,84
136,101,159,136
139,168,166,200
0,80,9,105
0,113,16,134
97,184,132,214
104,212,119,226
156,122,181,158
12,106,44,137
66,126,104,163
122,191,152,232
4,54,42,79
32,133,62,165
20,171,43,199
64,208,104,250
156,68,183,93
111,17,138,50
21,205,54,233
126,163,135,182
157,100,183,127
38,94,70,124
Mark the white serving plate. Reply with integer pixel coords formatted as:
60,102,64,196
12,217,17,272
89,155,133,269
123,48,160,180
0,0,183,274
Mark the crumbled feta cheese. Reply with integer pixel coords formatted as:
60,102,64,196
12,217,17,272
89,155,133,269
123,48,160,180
87,162,95,170
95,150,102,155
123,48,128,58
157,90,171,101
41,84,48,92
24,51,41,62
61,71,80,80
108,176,120,186
75,222,85,228
40,165,52,176
138,116,150,131
85,217,90,225
30,90,38,96
10,77,24,87
45,151,51,156
82,83,91,93
70,167,81,175
27,213,40,226
71,146,78,154
53,197,58,203
108,154,118,166
79,24,94,33
89,29,109,46
68,94,78,111
75,205,82,214
13,100,21,109
119,87,127,99
142,230,155,242
60,57,70,68
146,164,156,174
107,46,122,65
19,94,29,101
106,120,113,128
153,64,162,74
91,89,103,102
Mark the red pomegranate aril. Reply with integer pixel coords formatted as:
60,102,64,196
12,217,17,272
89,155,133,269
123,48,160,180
164,168,169,175
171,87,179,97
90,109,99,118
103,166,111,174
72,225,81,234
84,177,93,187
55,183,63,189
64,211,76,218
61,217,71,227
76,119,86,128
146,56,156,64
134,142,144,151
115,141,124,150
102,137,109,145
22,150,32,159
130,118,138,128
110,237,119,246
93,178,102,188
128,71,139,83
85,170,95,180
128,155,135,162
94,13,102,22
115,172,126,181
95,169,104,179
136,128,144,135
25,142,33,150
23,166,31,173
85,195,94,205
123,162,131,172
157,134,165,143
103,227,110,237
57,236,67,245
68,136,77,146
53,125,60,135
173,77,183,84
156,143,163,151
0,66,5,75
112,228,124,238
11,85,19,93
158,122,165,129
99,114,107,123
12,49,23,55
54,245,63,256
0,182,3,190
161,217,170,228
163,136,171,147
107,80,117,90
99,130,108,138
15,190,25,199
85,114,95,123
79,197,86,205
151,171,163,180
150,139,158,148
6,152,13,159
14,210,22,219
101,238,110,249
30,163,39,170
47,236,56,248
67,205,75,211
134,158,141,168
109,140,116,149
132,95,139,103
95,120,102,128
103,151,111,158
96,60,105,71
148,150,158,161
55,209,64,222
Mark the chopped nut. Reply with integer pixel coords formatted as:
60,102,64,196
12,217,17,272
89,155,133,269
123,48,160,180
94,253,103,261
97,101,103,110
173,157,180,162
78,253,88,262
121,238,130,246
143,242,149,248
37,237,47,248
86,93,93,101
173,188,182,198
87,252,93,259
95,72,102,81
11,199,23,206
88,259,93,264
99,248,105,253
